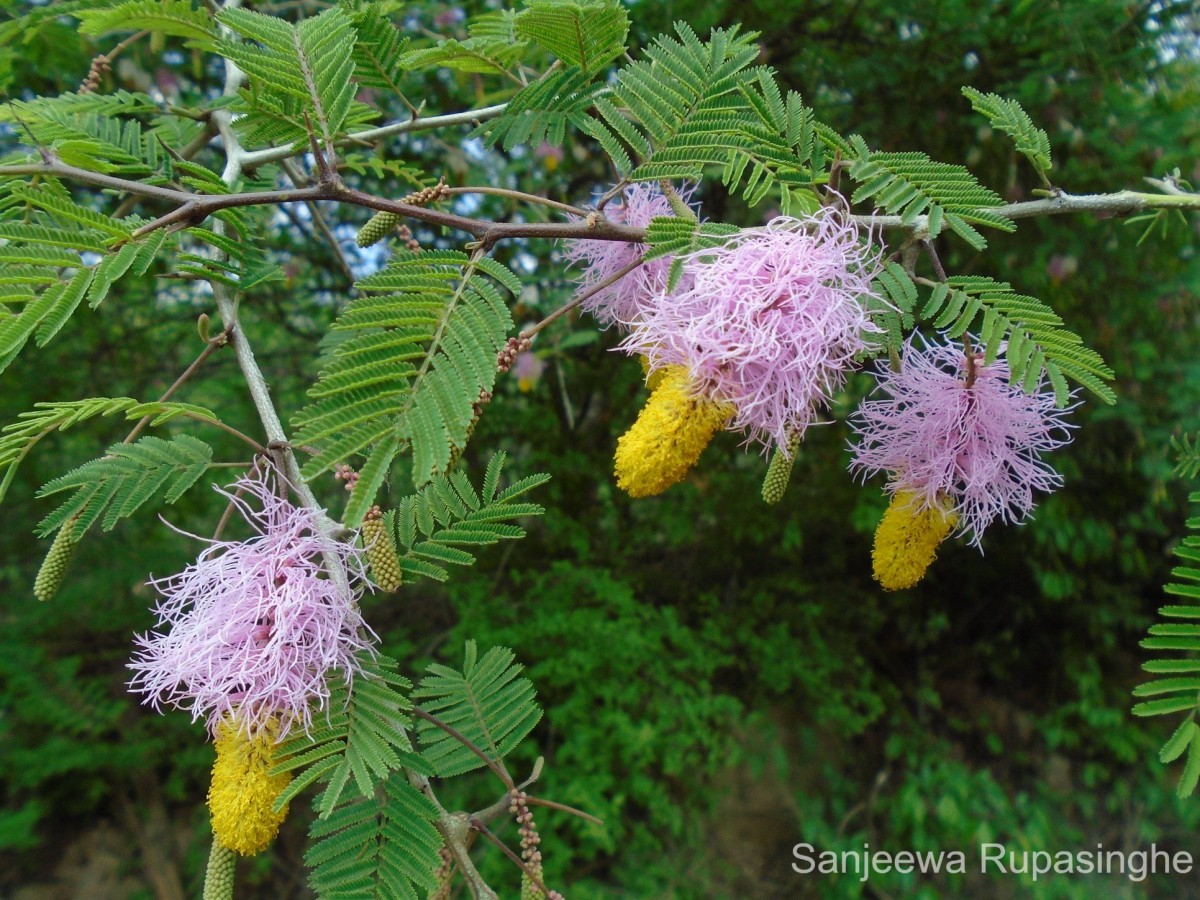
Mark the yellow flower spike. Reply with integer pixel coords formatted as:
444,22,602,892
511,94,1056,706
207,718,292,856
614,365,733,498
872,490,957,591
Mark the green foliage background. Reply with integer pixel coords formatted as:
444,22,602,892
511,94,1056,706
3,1,1200,897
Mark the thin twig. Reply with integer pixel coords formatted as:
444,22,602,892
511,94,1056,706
445,186,587,217
469,818,555,899
122,326,231,446
520,255,647,340
525,795,604,826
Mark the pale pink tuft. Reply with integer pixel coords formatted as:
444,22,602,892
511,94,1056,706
849,337,1075,545
128,468,375,738
622,210,885,451
563,182,696,327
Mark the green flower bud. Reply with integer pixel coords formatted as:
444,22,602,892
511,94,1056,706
34,520,78,602
356,211,402,247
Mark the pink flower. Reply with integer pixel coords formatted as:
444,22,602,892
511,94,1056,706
849,337,1075,545
622,210,885,451
128,468,375,738
563,182,696,328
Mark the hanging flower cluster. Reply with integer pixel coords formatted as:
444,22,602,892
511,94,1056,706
128,467,375,740
567,198,886,497
614,365,734,497
850,337,1075,582
623,211,885,453
562,181,696,328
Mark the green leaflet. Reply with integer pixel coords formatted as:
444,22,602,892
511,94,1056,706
1133,491,1200,797
217,6,376,150
292,251,519,488
36,434,214,535
962,87,1053,181
413,640,543,777
385,452,550,583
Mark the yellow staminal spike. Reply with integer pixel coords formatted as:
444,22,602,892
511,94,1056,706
872,490,957,590
207,718,292,856
614,365,732,498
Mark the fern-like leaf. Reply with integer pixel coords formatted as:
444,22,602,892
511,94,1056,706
962,87,1052,184
847,135,1013,250
918,276,1115,404
76,0,216,46
413,640,543,777
480,22,762,182
515,0,629,74
1134,492,1200,797
292,251,519,489
384,452,549,583
305,774,443,900
217,6,373,150
35,434,213,535
273,655,431,816
398,11,527,76
349,3,412,95
1172,433,1200,480
0,398,216,503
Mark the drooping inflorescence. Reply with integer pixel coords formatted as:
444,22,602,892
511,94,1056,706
872,490,958,590
207,715,292,856
850,337,1075,551
614,365,734,497
623,211,886,454
127,467,375,739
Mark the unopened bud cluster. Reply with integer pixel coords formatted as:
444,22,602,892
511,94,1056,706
80,55,111,93
497,336,532,373
428,846,454,900
761,432,801,504
203,843,236,900
510,790,564,900
361,505,402,592
357,178,450,248
400,176,450,207
34,520,78,602
333,464,359,491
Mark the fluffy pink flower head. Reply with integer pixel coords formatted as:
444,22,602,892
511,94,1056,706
849,337,1075,545
128,468,375,739
622,210,885,451
562,182,696,328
